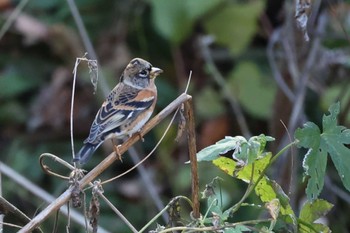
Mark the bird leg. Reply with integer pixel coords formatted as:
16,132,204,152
134,131,145,142
111,139,123,162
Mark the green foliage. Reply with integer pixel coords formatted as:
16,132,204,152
150,0,223,44
0,66,42,99
195,102,350,231
204,1,264,55
295,102,350,201
150,0,263,51
195,87,226,120
228,61,277,119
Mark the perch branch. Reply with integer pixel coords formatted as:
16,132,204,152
19,93,192,232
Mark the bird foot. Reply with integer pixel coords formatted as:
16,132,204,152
135,131,144,142
113,144,123,162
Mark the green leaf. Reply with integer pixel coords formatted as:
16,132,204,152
197,136,246,162
212,156,236,176
228,61,276,119
151,0,223,44
298,199,333,233
197,135,274,163
299,199,333,223
204,1,264,55
295,102,350,201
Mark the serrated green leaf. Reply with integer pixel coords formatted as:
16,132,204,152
295,102,350,201
204,1,264,55
295,122,321,148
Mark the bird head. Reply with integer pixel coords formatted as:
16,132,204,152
121,58,163,88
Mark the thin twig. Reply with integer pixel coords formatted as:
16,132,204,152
0,197,43,233
287,12,326,133
39,153,76,180
70,55,82,161
65,0,110,95
0,162,109,233
0,0,30,40
0,222,23,231
267,29,295,102
98,192,138,233
279,120,294,195
19,93,192,232
139,196,193,233
71,54,98,161
128,147,168,221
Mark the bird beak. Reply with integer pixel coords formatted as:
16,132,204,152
150,67,163,79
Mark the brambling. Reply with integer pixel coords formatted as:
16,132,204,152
73,58,162,164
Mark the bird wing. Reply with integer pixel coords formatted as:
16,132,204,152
84,85,155,145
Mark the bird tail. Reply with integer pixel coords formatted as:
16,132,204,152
73,143,96,164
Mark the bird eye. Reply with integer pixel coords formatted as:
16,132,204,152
139,70,149,77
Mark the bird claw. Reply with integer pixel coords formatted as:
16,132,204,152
113,144,123,162
135,131,144,142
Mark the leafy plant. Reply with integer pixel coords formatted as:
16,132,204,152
190,102,349,232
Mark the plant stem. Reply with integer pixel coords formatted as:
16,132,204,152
139,196,193,233
230,140,298,215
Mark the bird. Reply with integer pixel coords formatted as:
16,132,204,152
73,58,163,164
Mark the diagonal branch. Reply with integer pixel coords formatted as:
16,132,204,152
19,93,192,232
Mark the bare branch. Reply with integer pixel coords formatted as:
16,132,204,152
19,93,192,232
184,99,200,219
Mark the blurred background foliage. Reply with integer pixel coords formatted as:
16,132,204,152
1,0,350,232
